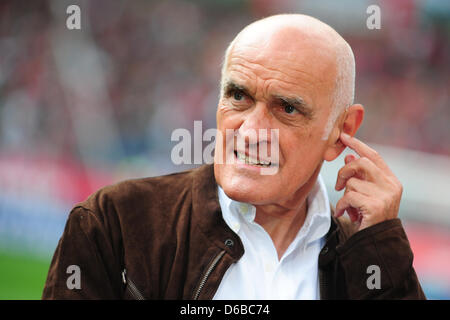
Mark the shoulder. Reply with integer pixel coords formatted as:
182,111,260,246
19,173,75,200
73,167,201,224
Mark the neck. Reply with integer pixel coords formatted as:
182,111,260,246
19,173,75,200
255,201,308,260
253,168,321,260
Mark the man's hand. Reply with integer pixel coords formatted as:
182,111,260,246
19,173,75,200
334,132,403,231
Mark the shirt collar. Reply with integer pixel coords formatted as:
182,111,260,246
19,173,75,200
218,186,256,234
218,174,331,252
297,174,331,249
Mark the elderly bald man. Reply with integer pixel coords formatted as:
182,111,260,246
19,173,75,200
43,14,425,300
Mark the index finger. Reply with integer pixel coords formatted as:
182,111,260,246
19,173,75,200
340,132,391,172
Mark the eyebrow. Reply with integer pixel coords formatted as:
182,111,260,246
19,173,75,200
223,81,252,97
223,79,314,119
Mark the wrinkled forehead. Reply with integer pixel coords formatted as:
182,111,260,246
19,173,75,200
228,25,339,85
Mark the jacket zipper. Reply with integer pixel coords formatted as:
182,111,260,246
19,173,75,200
122,269,145,300
193,250,226,300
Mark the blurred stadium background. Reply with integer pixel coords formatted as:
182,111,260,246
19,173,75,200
0,0,449,299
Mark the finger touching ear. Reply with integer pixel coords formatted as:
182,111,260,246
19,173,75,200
323,104,364,162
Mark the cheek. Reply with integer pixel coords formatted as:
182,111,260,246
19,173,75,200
280,127,309,152
280,127,326,166
216,104,226,127
217,108,245,137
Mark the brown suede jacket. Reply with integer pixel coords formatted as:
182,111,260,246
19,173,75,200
42,164,425,299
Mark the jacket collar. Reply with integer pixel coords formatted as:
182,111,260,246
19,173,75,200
191,164,244,260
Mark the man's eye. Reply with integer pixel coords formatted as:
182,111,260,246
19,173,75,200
233,90,244,101
283,104,297,114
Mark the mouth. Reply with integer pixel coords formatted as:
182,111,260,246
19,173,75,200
234,150,272,168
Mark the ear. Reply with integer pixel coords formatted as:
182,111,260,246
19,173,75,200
323,104,364,161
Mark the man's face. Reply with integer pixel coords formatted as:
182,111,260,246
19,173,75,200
214,27,338,206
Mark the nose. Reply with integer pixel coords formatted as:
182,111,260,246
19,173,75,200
238,101,273,141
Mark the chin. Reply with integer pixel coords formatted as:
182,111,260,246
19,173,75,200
223,184,262,204
215,163,282,205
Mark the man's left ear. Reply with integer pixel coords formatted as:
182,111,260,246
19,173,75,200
323,104,364,162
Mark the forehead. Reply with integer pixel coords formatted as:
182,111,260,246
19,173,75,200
227,26,338,94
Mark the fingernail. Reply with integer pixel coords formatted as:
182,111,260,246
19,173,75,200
341,132,350,139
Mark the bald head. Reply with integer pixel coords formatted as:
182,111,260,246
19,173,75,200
220,14,355,139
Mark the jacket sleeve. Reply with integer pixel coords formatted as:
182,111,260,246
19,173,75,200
42,206,123,299
336,218,426,299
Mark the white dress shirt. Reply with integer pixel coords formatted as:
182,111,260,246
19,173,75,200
213,174,331,300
